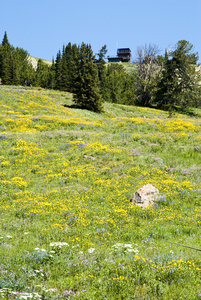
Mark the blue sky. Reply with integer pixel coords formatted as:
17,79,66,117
0,0,200,62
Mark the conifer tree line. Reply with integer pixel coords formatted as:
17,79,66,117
0,32,200,112
0,32,35,86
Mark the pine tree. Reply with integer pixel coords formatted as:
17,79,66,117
152,51,173,109
55,50,62,90
95,45,108,94
0,32,35,86
70,44,79,93
64,43,73,91
1,49,12,85
0,45,3,83
1,32,13,84
61,42,79,93
2,32,9,47
153,40,200,110
102,63,137,105
11,50,21,85
19,48,35,85
48,58,56,89
73,42,103,112
36,59,50,88
102,64,126,103
11,47,34,85
60,45,69,91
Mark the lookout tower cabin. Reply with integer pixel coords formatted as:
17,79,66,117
108,48,131,63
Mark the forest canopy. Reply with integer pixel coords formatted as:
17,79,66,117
0,32,200,112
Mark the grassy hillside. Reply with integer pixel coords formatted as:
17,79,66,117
0,86,201,299
122,62,137,74
28,56,52,70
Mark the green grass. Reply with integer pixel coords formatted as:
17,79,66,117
0,85,201,299
122,62,137,74
106,62,137,75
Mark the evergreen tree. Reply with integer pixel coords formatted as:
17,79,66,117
20,50,35,85
0,45,3,83
11,50,21,85
12,47,35,85
61,45,69,90
48,58,56,89
73,42,103,112
95,45,108,94
0,32,13,84
1,50,12,84
35,59,50,88
102,63,137,105
64,42,74,91
69,44,79,93
122,74,137,105
153,40,200,110
0,32,35,86
55,50,62,90
103,64,126,103
2,32,9,47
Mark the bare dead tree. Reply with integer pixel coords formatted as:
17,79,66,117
135,44,162,106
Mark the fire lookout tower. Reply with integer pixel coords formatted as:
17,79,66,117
108,48,131,63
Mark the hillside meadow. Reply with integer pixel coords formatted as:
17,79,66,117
0,86,201,299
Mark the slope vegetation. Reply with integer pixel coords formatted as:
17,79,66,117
0,86,201,299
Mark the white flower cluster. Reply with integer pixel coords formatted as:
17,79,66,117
0,288,41,299
50,242,69,247
88,247,96,254
33,248,54,258
18,292,42,299
0,235,12,239
49,242,69,254
34,248,47,252
112,243,139,254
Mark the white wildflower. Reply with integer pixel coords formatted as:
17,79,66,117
42,288,57,293
88,248,95,253
126,248,139,253
19,292,42,299
50,242,69,247
124,244,133,248
112,243,122,248
44,288,57,292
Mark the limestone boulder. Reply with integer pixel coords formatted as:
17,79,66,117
131,184,159,207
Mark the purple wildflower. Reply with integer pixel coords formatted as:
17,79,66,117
131,149,140,156
77,143,86,149
63,290,75,295
0,134,7,139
